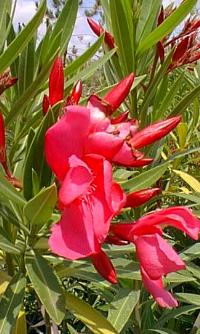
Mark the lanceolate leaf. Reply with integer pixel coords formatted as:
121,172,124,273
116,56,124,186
23,184,57,225
137,0,197,56
0,0,46,73
121,162,169,191
26,252,65,325
0,170,25,207
108,288,140,332
173,170,200,192
0,273,26,334
65,292,118,334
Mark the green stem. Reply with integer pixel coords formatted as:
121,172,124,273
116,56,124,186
45,310,51,334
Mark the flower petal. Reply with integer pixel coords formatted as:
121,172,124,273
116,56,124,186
45,106,90,181
141,267,178,308
59,155,93,206
135,234,185,280
91,249,117,284
156,206,200,240
49,202,98,260
85,132,123,160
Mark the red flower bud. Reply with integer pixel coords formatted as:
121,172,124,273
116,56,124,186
125,188,161,208
111,111,129,124
87,17,103,36
172,36,190,63
91,249,118,284
42,94,50,114
87,18,115,49
157,41,165,63
103,73,134,113
130,116,181,149
0,112,6,164
68,80,82,105
0,112,11,177
49,57,64,106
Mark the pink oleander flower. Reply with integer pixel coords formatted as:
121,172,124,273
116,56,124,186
48,154,126,283
45,105,124,181
110,207,200,307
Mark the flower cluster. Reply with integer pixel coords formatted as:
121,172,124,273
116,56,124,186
156,6,200,70
45,58,200,308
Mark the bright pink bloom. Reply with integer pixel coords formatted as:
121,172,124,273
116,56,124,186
125,188,160,208
49,154,126,263
129,116,181,149
111,207,200,307
87,18,115,49
45,106,124,180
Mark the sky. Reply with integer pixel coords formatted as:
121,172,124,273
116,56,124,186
13,0,200,56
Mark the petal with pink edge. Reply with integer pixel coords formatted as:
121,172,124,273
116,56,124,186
45,106,90,181
85,132,123,160
135,234,185,280
59,155,93,206
49,201,98,260
141,267,178,308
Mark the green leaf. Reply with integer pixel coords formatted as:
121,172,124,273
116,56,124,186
176,293,200,306
52,0,78,55
137,0,197,56
0,226,21,255
108,288,140,332
121,162,169,191
0,273,26,334
137,0,161,43
0,0,12,49
140,51,173,125
158,305,200,327
65,292,118,334
169,84,200,117
0,170,26,207
0,0,46,73
173,170,200,192
23,184,57,225
23,109,54,200
110,0,134,75
26,252,65,325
